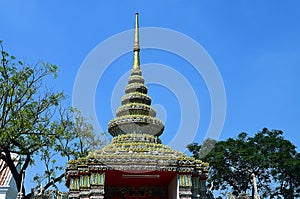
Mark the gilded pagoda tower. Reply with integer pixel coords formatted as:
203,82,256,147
66,13,209,199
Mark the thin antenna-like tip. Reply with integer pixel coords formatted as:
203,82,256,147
133,13,140,70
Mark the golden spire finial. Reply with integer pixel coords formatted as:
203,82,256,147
133,13,140,70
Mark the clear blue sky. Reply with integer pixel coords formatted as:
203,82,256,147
1,0,300,192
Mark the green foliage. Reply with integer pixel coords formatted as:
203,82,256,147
33,107,107,191
187,128,300,198
0,42,106,197
0,41,62,194
71,108,107,157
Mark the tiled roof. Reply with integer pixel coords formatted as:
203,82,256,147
0,159,12,186
0,154,19,186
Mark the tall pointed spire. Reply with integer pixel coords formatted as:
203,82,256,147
133,13,140,70
108,13,164,137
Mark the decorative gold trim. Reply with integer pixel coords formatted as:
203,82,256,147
122,174,160,178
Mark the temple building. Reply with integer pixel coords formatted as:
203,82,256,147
66,13,209,199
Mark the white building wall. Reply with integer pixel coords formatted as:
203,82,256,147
0,185,18,199
0,186,9,199
0,172,18,199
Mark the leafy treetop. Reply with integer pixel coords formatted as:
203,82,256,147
187,128,300,198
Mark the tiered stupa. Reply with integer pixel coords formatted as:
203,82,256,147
66,13,209,199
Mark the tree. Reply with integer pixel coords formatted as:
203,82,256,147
33,108,107,192
187,128,300,198
0,41,106,198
